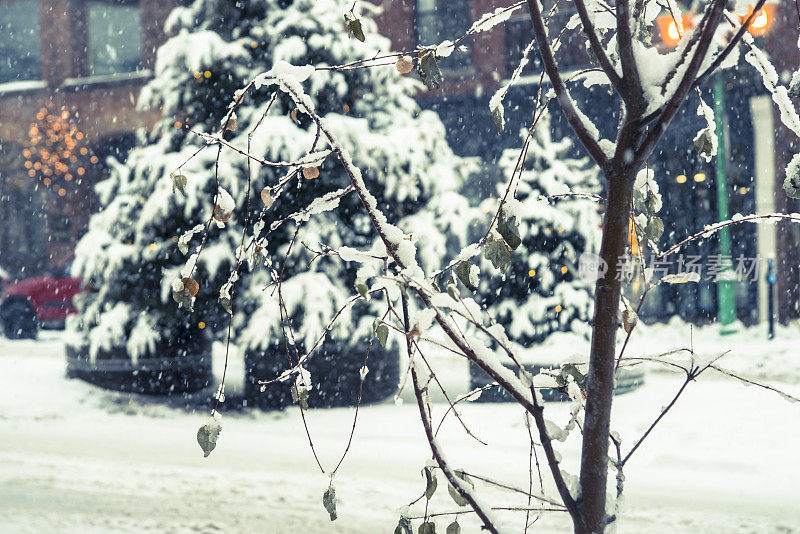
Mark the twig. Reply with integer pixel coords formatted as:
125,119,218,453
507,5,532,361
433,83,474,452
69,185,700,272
658,213,800,260
621,370,695,466
403,292,500,534
693,0,769,88
525,0,610,169
708,365,800,404
526,384,583,528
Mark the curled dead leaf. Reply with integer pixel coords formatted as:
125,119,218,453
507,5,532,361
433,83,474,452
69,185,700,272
182,277,199,297
213,205,232,223
395,56,414,74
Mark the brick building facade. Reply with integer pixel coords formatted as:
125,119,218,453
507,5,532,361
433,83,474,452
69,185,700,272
0,0,177,273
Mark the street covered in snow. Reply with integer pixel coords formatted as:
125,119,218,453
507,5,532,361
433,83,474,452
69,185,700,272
2,327,799,533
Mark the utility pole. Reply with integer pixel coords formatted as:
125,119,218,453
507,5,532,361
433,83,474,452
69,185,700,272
713,71,738,334
767,258,776,339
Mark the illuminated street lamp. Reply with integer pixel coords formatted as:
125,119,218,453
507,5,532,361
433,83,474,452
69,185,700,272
744,4,774,36
657,5,773,333
656,5,774,44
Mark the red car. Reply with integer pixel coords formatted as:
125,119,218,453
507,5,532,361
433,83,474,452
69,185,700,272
0,261,84,339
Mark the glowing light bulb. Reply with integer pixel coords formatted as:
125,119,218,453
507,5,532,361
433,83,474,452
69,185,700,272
751,9,768,29
667,20,681,41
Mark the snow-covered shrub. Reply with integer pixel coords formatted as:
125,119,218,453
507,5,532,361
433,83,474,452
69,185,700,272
476,115,602,347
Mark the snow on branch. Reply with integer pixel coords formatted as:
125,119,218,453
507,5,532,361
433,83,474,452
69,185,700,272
489,38,535,133
247,63,549,412
742,33,800,138
693,0,769,88
524,0,611,168
636,0,726,165
572,0,623,91
469,1,526,35
658,212,800,259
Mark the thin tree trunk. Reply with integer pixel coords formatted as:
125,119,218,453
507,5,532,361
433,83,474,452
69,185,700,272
576,163,636,533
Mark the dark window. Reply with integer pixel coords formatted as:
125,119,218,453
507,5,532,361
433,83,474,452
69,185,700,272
88,0,142,76
505,17,536,77
0,0,42,84
416,0,472,70
505,9,589,77
50,216,72,243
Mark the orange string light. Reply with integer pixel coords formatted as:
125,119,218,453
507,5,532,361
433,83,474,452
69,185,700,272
23,100,99,198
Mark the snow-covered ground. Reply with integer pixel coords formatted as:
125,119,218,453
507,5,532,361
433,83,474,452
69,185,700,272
1,327,799,533
528,318,800,384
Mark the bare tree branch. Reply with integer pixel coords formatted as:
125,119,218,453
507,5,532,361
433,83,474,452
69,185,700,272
573,0,624,92
403,293,500,534
708,365,800,404
635,0,726,165
657,213,800,260
621,370,694,466
525,0,610,169
692,0,769,89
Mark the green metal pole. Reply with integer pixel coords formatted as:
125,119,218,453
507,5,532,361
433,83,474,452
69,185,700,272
713,72,737,333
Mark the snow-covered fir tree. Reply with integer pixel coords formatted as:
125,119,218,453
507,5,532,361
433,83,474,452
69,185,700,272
478,115,602,347
67,0,472,401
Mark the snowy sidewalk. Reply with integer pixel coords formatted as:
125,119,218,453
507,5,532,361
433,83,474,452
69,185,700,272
1,332,800,533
